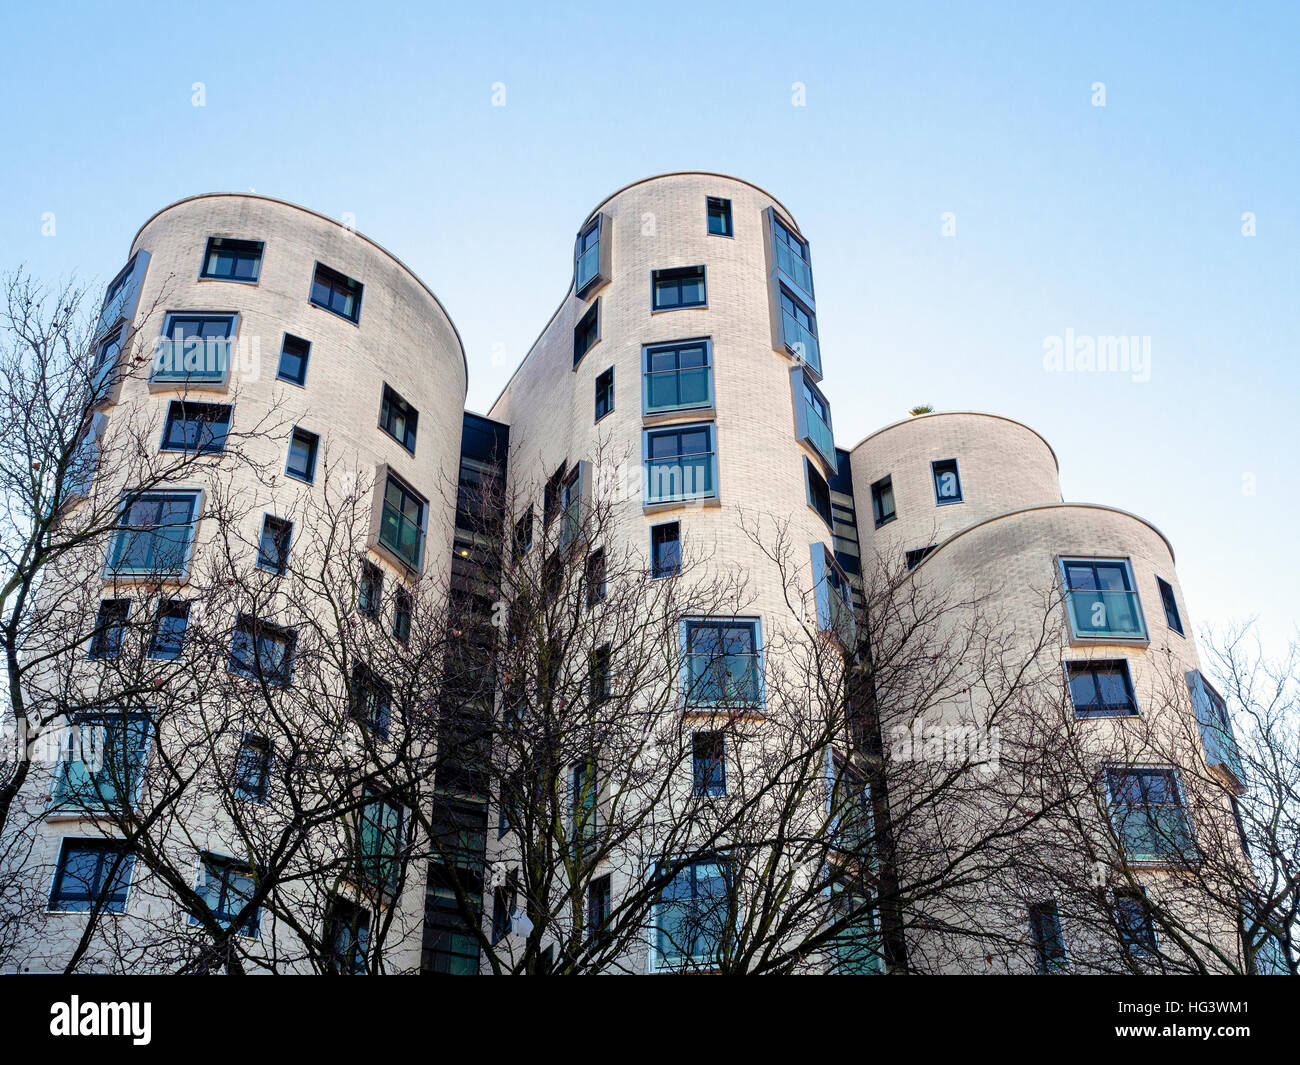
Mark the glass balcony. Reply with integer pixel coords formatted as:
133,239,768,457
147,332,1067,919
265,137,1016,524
781,311,822,377
685,655,762,707
644,456,716,505
804,398,835,466
380,501,424,569
576,243,600,292
1065,589,1147,641
150,338,231,385
645,366,712,413
775,241,814,298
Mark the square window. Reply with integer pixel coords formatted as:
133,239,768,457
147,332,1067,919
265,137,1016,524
683,617,762,708
652,266,707,311
1108,766,1195,863
161,401,231,454
1157,576,1183,636
931,458,962,504
358,560,383,618
644,424,717,505
153,312,236,385
378,474,426,570
707,197,732,237
651,521,681,578
653,858,732,969
228,614,296,687
595,366,614,422
89,599,130,659
48,839,134,914
276,334,311,386
200,237,263,283
692,732,726,796
1066,660,1138,718
286,427,319,483
805,458,833,528
234,733,272,803
191,853,260,937
643,339,713,414
870,476,895,528
1060,557,1147,641
107,490,200,577
379,385,418,453
574,301,600,367
256,515,292,575
310,262,363,323
585,549,606,608
148,600,190,660
52,711,151,811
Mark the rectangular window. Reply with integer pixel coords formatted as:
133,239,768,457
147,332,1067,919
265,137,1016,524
559,463,585,548
692,732,726,796
378,474,427,570
200,237,263,283
52,711,151,811
829,755,874,863
1029,902,1067,973
392,586,412,643
778,286,820,376
161,401,231,454
644,424,717,505
491,880,516,944
228,614,296,687
96,251,149,338
378,385,418,453
310,262,363,323
1113,891,1156,955
358,560,383,618
905,545,936,570
590,644,611,704
811,544,854,641
588,874,612,945
107,490,200,576
276,333,311,386
653,858,731,969
358,792,404,891
594,366,614,421
931,458,963,504
89,599,130,659
652,266,706,311
1187,671,1243,790
771,214,813,297
651,521,681,578
870,476,896,528
575,216,602,294
48,839,134,914
148,599,190,660
152,312,236,385
793,368,835,467
585,549,606,608
350,662,392,737
1157,576,1183,635
805,458,833,528
643,338,713,414
707,197,732,237
191,854,260,937
683,617,762,709
325,898,371,974
92,327,124,397
574,301,600,367
572,761,598,842
233,733,272,803
1108,766,1195,863
256,515,292,575
829,879,882,974
514,509,534,558
286,427,319,483
1060,557,1147,641
1067,660,1138,718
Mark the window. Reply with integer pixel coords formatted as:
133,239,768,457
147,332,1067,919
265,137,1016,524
191,854,260,937
358,792,404,891
931,458,962,504
161,401,231,454
651,521,681,578
829,755,874,863
692,732,726,796
350,662,392,737
572,761,598,842
771,214,813,296
870,476,895,528
653,858,731,969
594,366,614,421
707,197,732,237
574,301,600,367
256,515,292,575
905,545,937,570
1113,891,1156,955
107,490,201,577
148,600,190,660
778,286,821,376
52,711,150,811
585,549,606,608
811,544,854,641
559,463,586,548
276,333,311,386
233,733,272,803
805,458,833,528
590,644,611,704
1029,902,1067,973
96,251,149,338
1157,577,1183,635
683,617,762,708
48,839,134,914
378,474,427,570
644,424,717,505
1108,766,1195,863
1187,671,1243,790
392,586,412,643
513,509,534,558
1060,558,1147,641
286,427,319,483
652,266,706,311
152,311,236,386
88,599,130,659
378,385,418,453
829,879,882,974
792,368,834,467
575,216,603,294
91,327,123,397
228,614,296,687
310,262,363,323
1067,660,1138,718
358,560,383,618
490,878,516,945
543,463,566,526
588,875,612,945
643,338,713,414
325,898,370,974
200,237,263,283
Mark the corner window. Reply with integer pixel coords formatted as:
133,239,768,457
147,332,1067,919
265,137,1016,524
1156,577,1183,636
594,366,614,422
644,424,718,505
256,515,292,575
931,458,962,504
228,614,296,687
1060,558,1147,641
1107,766,1195,863
161,400,231,454
778,286,821,376
200,237,263,283
575,216,603,295
286,427,320,483
1029,902,1067,973
651,521,681,578
771,214,813,297
233,733,272,803
692,732,726,796
870,476,895,528
48,839,134,914
792,368,834,467
707,197,732,237
805,458,833,528
574,301,600,367
643,338,713,414
652,266,706,311
89,599,130,659
148,600,190,660
107,490,201,577
277,334,311,386
152,312,235,385
310,262,363,323
1067,660,1138,718
378,385,418,453
191,853,260,937
653,858,732,969
683,617,762,709
52,711,151,811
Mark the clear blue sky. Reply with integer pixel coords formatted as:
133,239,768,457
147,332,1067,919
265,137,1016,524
1,1,1296,650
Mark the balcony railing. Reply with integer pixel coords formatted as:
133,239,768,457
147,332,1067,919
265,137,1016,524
804,400,835,466
150,338,231,385
775,241,814,298
576,243,600,292
781,311,822,377
1065,589,1147,641
645,366,711,413
379,502,424,569
685,655,762,708
644,456,716,505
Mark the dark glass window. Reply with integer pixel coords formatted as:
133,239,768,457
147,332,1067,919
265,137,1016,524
514,509,534,558
905,545,937,570
325,898,371,974
89,599,130,659
200,237,263,282
358,560,383,618
277,334,311,386
931,458,962,504
870,476,895,527
1157,577,1183,635
575,217,602,293
707,197,732,236
379,385,418,453
644,339,712,413
778,286,820,373
392,586,412,643
49,839,134,913
108,491,199,576
543,463,567,526
588,875,612,945
148,600,190,660
191,854,260,937
228,615,296,687
1029,902,1067,973
683,618,762,708
286,427,319,483
574,302,599,367
654,858,731,968
1108,767,1195,862
161,401,231,454
257,515,292,575
651,521,681,578
350,661,392,737
652,266,706,310
357,791,404,891
772,215,813,296
234,733,272,802
590,644,611,704
692,731,726,796
585,549,606,608
1114,891,1156,954
805,459,833,527
52,712,150,811
595,366,614,421
310,262,363,323
644,425,717,504
1067,661,1138,718
378,474,426,569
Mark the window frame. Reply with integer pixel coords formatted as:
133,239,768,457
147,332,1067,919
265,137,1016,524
198,237,264,284
159,399,232,455
680,615,765,711
651,265,708,312
931,457,963,505
227,613,297,688
650,521,681,579
649,855,734,972
643,422,719,507
706,196,733,237
151,310,239,388
233,731,273,804
189,851,262,938
309,261,364,324
870,476,895,528
804,458,834,529
276,333,311,387
1156,576,1184,636
1065,659,1140,719
256,514,293,576
1106,764,1197,865
377,471,428,572
285,426,320,484
1028,901,1068,973
147,599,191,661
594,365,615,422
50,710,152,813
691,731,727,797
573,300,600,368
88,598,130,660
47,837,135,915
1058,556,1149,642
378,384,419,454
105,488,203,580
642,337,714,416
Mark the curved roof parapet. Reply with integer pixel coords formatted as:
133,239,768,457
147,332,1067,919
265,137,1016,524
848,410,1061,473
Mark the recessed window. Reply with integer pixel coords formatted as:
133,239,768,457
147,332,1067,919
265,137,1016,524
286,427,319,484
1113,891,1156,955
1067,660,1138,718
595,366,614,422
350,661,392,737
692,732,726,796
931,458,962,504
148,600,190,660
588,875,612,946
905,545,937,570
585,549,606,608
48,839,134,914
1187,671,1243,790
870,476,895,528
644,424,717,505
574,301,600,367
228,614,296,687
1156,577,1183,636
651,521,681,578
357,791,404,891
379,473,427,570
707,197,732,237
771,214,813,297
107,490,201,577
277,334,311,386
653,858,732,969
191,853,260,937
778,286,820,376
683,617,762,708
256,515,292,575
1107,766,1194,863
811,543,854,641
200,237,263,283
543,463,567,527
310,262,363,323
805,458,833,528
829,880,883,974
575,217,603,295
379,385,418,453
91,327,124,396
52,711,150,811
161,400,231,454
392,586,412,643
358,560,383,618
89,599,130,659
1029,902,1067,973
233,733,272,803
644,338,713,414
1060,557,1147,641
652,266,706,311
514,509,534,559
325,897,371,974
153,312,236,385
590,644,611,704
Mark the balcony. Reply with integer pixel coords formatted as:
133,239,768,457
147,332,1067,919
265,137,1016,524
781,310,822,377
775,240,814,299
644,456,716,506
379,500,424,570
150,338,231,387
1065,588,1147,641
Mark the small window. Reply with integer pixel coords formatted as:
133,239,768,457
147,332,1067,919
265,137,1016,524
595,366,614,422
585,549,606,608
107,490,201,577
931,458,962,505
683,617,762,708
1107,766,1194,863
588,875,613,945
277,333,311,386
286,427,319,483
1156,577,1183,636
1029,902,1067,973
543,463,567,526
392,586,412,643
870,476,895,528
191,854,260,937
228,615,296,687
234,733,272,803
692,732,726,796
358,560,383,618
651,521,681,578
644,424,717,505
707,197,732,237
644,339,713,414
575,217,603,294
200,237,263,283
1113,891,1156,955
89,599,130,659
1067,661,1138,718
148,600,190,660
256,515,292,575
49,839,134,914
590,644,611,704
379,474,427,570
514,509,534,559
350,661,392,737
310,262,363,323
574,301,600,367
805,459,833,528
161,401,231,454
652,266,706,311
325,897,371,974
905,545,937,571
379,385,418,453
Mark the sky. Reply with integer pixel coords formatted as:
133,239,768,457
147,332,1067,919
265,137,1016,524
0,0,1296,652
